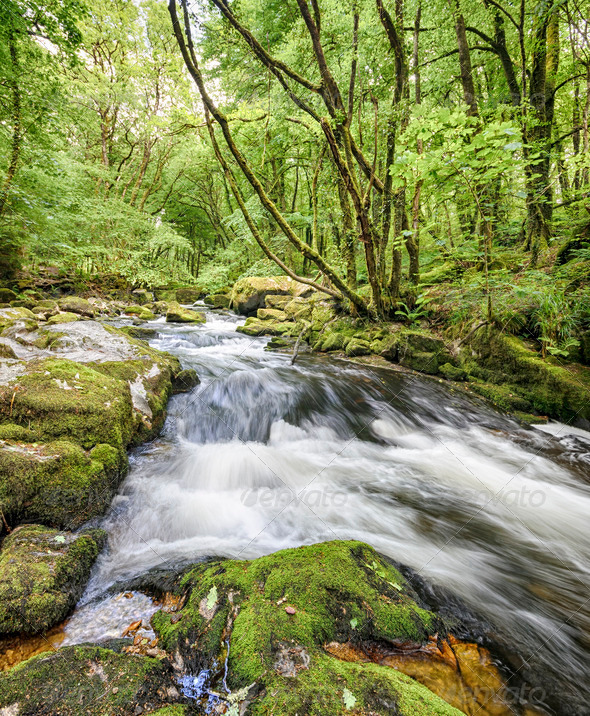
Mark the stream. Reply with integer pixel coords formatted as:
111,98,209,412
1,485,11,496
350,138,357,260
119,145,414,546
62,307,590,713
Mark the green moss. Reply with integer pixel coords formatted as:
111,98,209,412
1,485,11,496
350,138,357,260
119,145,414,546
237,318,290,336
0,439,120,528
153,541,450,714
0,645,178,715
249,653,461,716
166,302,206,323
0,524,106,634
0,423,36,441
124,304,155,320
0,358,134,450
57,296,94,317
466,330,590,423
47,311,80,324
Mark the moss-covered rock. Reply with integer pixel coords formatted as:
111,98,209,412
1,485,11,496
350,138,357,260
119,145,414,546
0,358,134,450
230,276,315,315
236,318,290,337
166,302,205,324
257,307,288,321
152,540,462,716
466,329,590,426
397,331,452,375
0,524,106,634
0,289,16,303
0,439,123,528
0,306,37,333
123,304,155,321
345,338,372,357
265,295,292,310
439,363,468,381
0,645,182,715
57,296,95,318
46,311,80,324
204,293,230,308
171,368,200,395
176,287,202,303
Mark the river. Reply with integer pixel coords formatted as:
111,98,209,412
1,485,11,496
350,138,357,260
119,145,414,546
62,307,590,714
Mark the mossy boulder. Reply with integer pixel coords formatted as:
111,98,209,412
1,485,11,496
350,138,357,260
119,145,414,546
0,288,16,303
230,276,315,315
284,297,313,321
466,329,590,425
131,288,154,305
204,293,231,309
345,338,372,357
57,296,95,318
265,295,292,310
236,318,289,337
0,524,106,634
153,541,461,716
439,362,468,381
166,302,205,324
398,331,451,375
46,311,80,324
176,287,202,303
0,645,182,715
171,368,200,394
320,332,349,352
0,358,134,451
0,306,37,333
257,307,288,321
123,304,155,321
0,439,123,529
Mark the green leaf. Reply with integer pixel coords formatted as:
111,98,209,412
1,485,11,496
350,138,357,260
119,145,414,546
350,618,358,629
343,688,357,710
206,585,218,611
54,535,66,544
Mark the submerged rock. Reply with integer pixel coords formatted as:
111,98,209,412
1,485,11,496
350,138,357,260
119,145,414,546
0,525,106,634
166,303,205,324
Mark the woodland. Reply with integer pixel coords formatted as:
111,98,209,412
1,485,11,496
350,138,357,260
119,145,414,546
0,0,588,351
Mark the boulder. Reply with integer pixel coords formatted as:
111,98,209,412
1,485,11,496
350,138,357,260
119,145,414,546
264,294,291,310
0,320,199,528
0,524,106,634
175,287,202,303
123,304,155,321
230,276,315,315
46,311,80,325
166,302,205,324
345,338,372,357
152,541,465,716
204,293,231,309
131,288,154,305
0,289,16,303
257,307,288,322
171,368,200,394
0,644,182,715
0,439,122,528
236,318,289,337
57,296,95,318
398,330,451,375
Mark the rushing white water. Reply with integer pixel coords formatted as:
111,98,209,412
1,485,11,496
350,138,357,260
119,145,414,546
67,308,590,713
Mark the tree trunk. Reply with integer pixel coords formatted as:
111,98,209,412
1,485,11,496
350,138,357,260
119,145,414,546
0,32,22,217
